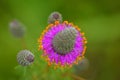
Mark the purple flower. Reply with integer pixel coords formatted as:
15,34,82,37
38,21,87,68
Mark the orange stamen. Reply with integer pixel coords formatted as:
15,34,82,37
55,21,60,25
63,21,68,25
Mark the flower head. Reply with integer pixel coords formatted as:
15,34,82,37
38,21,87,68
52,27,77,54
17,50,34,66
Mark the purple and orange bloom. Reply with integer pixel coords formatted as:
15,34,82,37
38,20,87,69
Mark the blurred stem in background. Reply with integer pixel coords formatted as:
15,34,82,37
20,37,27,49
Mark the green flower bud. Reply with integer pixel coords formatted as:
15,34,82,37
9,19,25,38
48,12,62,24
17,50,34,66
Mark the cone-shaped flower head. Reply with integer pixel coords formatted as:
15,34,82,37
38,21,87,68
52,27,77,54
48,12,62,24
9,19,25,38
17,50,34,66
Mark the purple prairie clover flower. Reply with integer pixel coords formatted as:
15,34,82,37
38,21,87,68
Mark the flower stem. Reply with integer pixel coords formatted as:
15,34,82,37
21,37,27,49
62,72,85,80
69,73,85,80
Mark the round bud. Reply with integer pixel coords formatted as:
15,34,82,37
17,50,34,66
48,12,62,24
9,19,25,38
52,27,77,55
74,58,89,73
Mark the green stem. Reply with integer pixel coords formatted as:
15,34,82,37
62,72,85,80
20,37,27,49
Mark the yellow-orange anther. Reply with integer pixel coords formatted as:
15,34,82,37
55,21,60,25
63,21,68,25
82,46,87,56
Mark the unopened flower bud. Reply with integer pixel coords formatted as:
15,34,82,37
9,19,25,38
48,12,62,24
74,58,89,73
17,50,34,66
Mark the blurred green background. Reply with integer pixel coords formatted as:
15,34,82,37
0,0,120,80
